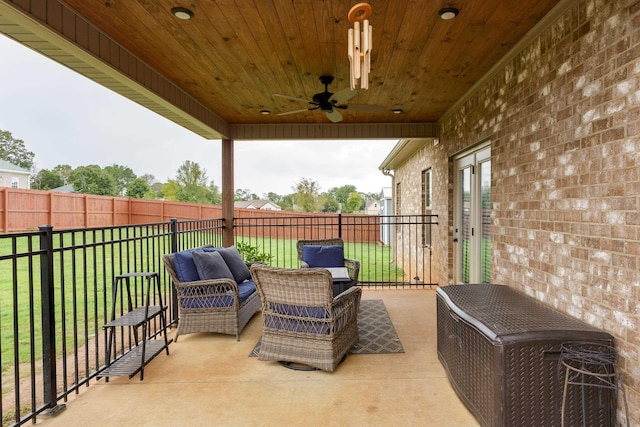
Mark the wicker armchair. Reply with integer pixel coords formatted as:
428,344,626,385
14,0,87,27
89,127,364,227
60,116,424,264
250,265,361,372
162,252,261,341
296,238,360,291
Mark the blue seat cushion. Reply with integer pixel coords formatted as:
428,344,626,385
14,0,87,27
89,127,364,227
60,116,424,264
192,251,235,281
263,303,330,334
180,279,256,308
237,279,257,303
173,248,206,282
301,245,344,268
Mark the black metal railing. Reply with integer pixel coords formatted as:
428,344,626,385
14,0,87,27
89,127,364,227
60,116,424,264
234,214,438,287
0,214,436,426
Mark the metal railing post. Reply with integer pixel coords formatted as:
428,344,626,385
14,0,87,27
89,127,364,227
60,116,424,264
169,218,179,320
338,213,342,239
170,218,178,253
39,225,65,416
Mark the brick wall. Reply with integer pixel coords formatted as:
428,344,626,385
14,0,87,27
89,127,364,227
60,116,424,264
395,0,640,422
393,144,449,286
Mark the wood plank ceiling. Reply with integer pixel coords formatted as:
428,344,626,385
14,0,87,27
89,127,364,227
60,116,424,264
4,0,561,137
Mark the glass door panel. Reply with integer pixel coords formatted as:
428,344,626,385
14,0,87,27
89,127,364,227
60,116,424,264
454,144,491,284
479,158,491,284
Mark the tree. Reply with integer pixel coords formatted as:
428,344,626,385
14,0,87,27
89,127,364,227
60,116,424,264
69,165,117,196
0,130,35,169
264,192,283,204
321,194,340,212
279,194,295,211
293,177,320,212
31,169,64,190
176,160,207,187
140,174,157,185
52,164,73,184
177,184,210,203
173,160,211,203
126,177,150,199
104,164,137,196
150,182,164,199
345,192,363,213
328,185,357,206
161,180,180,201
136,174,161,199
208,182,222,205
235,188,257,201
361,191,380,202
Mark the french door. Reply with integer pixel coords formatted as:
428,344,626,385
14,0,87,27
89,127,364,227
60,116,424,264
453,144,491,284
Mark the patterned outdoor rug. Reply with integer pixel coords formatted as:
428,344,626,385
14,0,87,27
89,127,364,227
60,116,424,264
249,299,404,356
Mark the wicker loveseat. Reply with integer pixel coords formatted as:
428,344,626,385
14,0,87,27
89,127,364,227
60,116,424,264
162,246,261,341
250,265,361,372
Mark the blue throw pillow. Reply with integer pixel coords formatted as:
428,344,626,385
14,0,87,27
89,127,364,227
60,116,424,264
192,251,235,281
173,249,205,282
302,245,344,268
212,246,252,284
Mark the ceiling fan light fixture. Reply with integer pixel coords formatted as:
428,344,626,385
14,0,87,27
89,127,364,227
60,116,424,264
393,109,403,114
171,7,194,20
260,110,270,115
347,3,372,90
438,8,459,20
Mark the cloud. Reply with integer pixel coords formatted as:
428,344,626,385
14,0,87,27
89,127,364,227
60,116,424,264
234,139,395,196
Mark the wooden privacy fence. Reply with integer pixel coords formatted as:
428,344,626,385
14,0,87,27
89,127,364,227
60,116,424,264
234,210,381,243
0,188,382,243
0,187,222,231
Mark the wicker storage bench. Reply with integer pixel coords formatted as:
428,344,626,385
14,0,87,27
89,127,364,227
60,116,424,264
436,284,614,427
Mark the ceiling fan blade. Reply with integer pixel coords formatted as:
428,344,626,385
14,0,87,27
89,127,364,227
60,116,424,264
341,104,387,112
325,110,343,123
329,88,358,105
273,94,313,104
277,107,319,116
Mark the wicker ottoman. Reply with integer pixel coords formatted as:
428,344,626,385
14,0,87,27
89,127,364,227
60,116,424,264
436,284,614,427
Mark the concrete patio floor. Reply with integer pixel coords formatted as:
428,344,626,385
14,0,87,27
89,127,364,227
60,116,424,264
37,288,479,427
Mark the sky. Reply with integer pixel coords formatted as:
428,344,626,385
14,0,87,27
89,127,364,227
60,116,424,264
0,35,397,197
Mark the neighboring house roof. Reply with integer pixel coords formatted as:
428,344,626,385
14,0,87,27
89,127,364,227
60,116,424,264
0,159,30,174
234,199,281,210
381,187,392,199
50,184,75,193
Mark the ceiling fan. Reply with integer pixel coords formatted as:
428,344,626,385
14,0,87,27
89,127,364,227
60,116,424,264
273,75,386,123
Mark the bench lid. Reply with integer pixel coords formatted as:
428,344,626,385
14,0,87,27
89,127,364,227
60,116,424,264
436,284,612,344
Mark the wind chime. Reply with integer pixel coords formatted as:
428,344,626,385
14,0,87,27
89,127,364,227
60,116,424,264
347,3,372,90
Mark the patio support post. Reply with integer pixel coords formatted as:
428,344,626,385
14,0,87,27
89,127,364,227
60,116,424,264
39,225,66,416
222,138,234,247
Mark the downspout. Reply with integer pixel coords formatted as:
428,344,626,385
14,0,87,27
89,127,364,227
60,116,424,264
381,168,395,251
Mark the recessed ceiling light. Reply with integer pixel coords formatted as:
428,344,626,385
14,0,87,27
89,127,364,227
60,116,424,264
171,7,194,20
260,110,271,115
393,109,403,114
438,8,459,20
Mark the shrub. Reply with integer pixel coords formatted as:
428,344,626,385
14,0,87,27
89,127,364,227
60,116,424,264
235,241,273,264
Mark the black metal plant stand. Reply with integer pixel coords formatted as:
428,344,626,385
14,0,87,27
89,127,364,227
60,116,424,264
99,272,171,381
559,341,628,427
